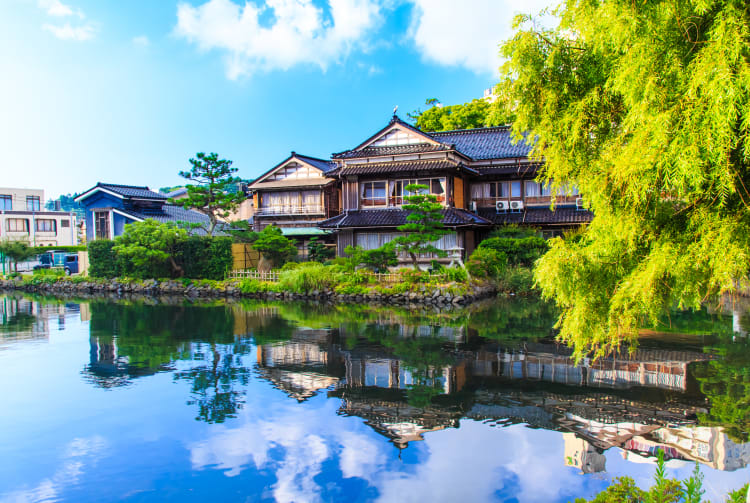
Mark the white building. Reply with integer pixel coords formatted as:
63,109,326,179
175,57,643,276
0,187,78,246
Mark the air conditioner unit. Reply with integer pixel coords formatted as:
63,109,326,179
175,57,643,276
575,197,584,210
495,200,509,212
509,200,524,212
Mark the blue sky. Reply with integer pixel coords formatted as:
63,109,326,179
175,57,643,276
0,0,551,199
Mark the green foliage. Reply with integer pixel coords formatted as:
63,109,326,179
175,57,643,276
392,184,450,269
174,152,245,236
44,193,84,217
237,278,273,294
439,266,468,283
29,245,86,254
692,335,750,443
178,235,233,281
489,225,539,240
466,247,507,280
342,244,398,272
498,1,750,358
224,220,259,244
726,485,750,503
113,220,187,279
576,450,703,503
307,237,334,263
409,98,494,132
278,262,341,293
497,266,535,295
32,268,65,278
0,240,36,272
479,235,548,267
87,240,120,278
251,225,297,268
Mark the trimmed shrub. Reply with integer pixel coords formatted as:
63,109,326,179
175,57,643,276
30,245,87,254
466,247,507,280
238,279,273,294
497,266,535,294
88,240,120,278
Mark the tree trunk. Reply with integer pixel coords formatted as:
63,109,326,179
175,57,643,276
410,252,419,270
207,214,217,237
168,256,184,277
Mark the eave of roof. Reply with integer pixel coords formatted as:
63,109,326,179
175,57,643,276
250,178,335,190
318,208,492,229
477,207,594,226
332,115,443,158
329,159,478,177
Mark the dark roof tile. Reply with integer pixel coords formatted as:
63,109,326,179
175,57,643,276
98,183,167,200
333,143,452,159
477,207,593,226
318,208,491,229
330,159,477,177
431,127,532,160
293,153,337,173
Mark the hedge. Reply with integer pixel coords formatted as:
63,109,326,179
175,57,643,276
88,236,232,280
30,245,87,254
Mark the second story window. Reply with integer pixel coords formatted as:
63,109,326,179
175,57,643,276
361,181,387,207
6,218,29,232
525,181,552,198
35,219,57,233
390,178,446,206
0,195,11,210
95,211,110,240
26,196,40,211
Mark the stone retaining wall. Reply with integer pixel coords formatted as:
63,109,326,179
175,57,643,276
0,278,497,307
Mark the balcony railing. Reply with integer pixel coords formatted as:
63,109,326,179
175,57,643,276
256,205,326,216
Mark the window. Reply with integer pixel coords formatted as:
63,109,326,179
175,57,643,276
524,181,551,198
361,181,387,207
35,219,57,233
26,196,40,211
60,219,70,228
95,211,110,240
510,181,522,198
356,232,458,256
0,195,11,210
6,218,29,232
65,256,77,263
390,178,446,206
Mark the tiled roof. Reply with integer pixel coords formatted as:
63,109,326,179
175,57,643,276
318,208,492,229
475,163,541,177
166,187,188,198
331,159,477,177
431,127,532,160
293,153,337,173
98,183,167,200
477,207,593,226
333,143,452,159
117,205,227,235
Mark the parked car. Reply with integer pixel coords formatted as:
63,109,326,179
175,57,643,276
34,251,79,275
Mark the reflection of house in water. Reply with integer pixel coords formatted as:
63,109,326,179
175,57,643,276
84,335,165,388
253,322,750,469
0,296,82,344
255,329,344,402
467,342,714,392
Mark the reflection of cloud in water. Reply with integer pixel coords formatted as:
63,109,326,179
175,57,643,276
2,435,106,503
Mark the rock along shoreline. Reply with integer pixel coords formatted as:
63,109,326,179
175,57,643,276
0,278,497,307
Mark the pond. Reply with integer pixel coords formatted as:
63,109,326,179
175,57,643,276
1,293,749,502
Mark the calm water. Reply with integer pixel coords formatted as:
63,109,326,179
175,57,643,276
1,293,749,502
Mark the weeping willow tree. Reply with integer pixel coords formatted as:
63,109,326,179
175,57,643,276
498,1,750,359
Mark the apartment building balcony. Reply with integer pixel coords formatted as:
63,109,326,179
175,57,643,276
255,205,326,216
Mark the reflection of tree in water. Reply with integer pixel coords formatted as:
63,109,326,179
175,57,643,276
84,300,256,423
174,341,253,423
0,311,36,334
693,336,750,443
466,296,558,341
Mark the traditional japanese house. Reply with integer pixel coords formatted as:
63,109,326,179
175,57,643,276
318,115,593,260
247,152,339,256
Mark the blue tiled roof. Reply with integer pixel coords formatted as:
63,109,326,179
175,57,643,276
431,127,532,160
117,205,227,236
293,153,337,173
98,183,168,200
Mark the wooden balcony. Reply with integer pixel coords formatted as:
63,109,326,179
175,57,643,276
256,205,326,216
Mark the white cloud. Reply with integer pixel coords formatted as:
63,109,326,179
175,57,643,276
174,0,383,79
38,0,85,18
407,0,554,75
132,35,150,47
43,22,96,41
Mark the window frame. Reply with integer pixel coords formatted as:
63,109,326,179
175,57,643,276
0,195,11,210
26,196,40,212
35,219,57,233
6,218,29,232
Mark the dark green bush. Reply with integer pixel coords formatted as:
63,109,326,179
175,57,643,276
467,247,507,279
88,240,120,278
30,245,87,254
479,235,549,266
307,237,334,262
